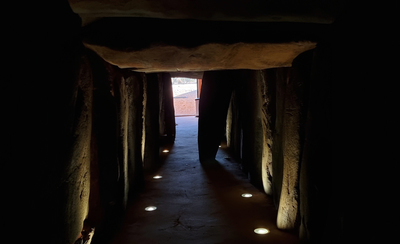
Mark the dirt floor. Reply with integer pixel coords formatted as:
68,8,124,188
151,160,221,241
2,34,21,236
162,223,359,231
173,84,197,116
109,116,299,244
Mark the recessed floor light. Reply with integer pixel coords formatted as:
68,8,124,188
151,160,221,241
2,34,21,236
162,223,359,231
162,149,169,153
145,206,157,211
219,145,221,148
241,193,253,198
254,228,269,234
153,175,163,179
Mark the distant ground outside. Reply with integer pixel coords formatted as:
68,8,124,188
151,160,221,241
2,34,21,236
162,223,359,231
172,78,197,116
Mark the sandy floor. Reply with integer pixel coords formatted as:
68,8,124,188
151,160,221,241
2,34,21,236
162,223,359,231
109,117,299,244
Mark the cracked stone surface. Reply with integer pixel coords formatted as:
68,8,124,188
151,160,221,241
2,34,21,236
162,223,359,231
110,116,298,244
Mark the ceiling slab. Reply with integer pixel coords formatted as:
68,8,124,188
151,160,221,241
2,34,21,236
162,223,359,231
81,17,323,72
85,41,316,72
69,0,335,26
81,17,322,72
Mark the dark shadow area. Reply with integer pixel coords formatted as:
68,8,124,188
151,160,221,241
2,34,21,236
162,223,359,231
82,17,329,51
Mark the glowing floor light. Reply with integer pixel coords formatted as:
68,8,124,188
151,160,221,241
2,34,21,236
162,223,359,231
145,206,157,211
162,149,169,153
254,228,270,234
153,175,163,179
241,193,253,198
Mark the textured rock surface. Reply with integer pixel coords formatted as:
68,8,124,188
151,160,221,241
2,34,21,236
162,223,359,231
85,42,316,72
158,73,176,142
271,68,290,208
198,70,238,161
62,54,93,244
223,61,317,231
226,89,242,159
276,51,312,230
142,73,160,170
33,5,95,243
81,17,321,72
69,0,335,26
260,70,274,195
124,72,145,196
117,74,130,209
241,70,264,188
299,43,333,243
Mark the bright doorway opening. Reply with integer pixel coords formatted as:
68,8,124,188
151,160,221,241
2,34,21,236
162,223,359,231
171,77,202,117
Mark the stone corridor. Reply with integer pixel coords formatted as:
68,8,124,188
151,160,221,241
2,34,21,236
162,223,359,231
109,117,298,244
22,1,346,244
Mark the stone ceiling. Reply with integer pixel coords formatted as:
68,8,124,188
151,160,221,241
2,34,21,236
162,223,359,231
69,0,336,72
69,0,336,26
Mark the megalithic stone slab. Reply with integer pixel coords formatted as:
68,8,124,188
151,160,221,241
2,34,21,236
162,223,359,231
276,51,312,230
198,71,236,162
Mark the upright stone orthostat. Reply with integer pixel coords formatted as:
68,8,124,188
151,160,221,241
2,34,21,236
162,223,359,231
198,70,236,162
276,51,312,230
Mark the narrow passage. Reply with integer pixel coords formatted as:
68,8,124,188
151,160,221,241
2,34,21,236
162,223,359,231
111,116,299,244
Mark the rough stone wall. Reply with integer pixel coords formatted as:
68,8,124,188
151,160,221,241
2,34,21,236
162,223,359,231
89,63,175,243
142,73,160,171
198,71,237,162
276,51,312,230
159,73,176,143
271,68,290,209
224,69,278,197
260,70,275,195
113,69,147,211
299,42,333,244
32,19,95,243
29,3,175,239
124,72,145,196
70,0,336,24
204,69,266,191
225,47,332,242
241,70,264,189
225,69,276,194
31,4,95,243
60,54,93,244
89,50,119,234
226,89,243,159
83,54,121,243
63,53,176,243
117,72,130,210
